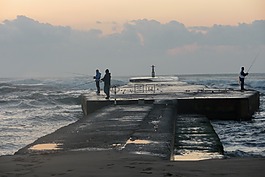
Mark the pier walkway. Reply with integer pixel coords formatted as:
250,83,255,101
16,103,224,161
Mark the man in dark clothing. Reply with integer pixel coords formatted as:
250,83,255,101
93,69,101,95
101,69,111,99
239,66,248,91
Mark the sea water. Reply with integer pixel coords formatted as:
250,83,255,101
179,73,265,157
0,74,264,157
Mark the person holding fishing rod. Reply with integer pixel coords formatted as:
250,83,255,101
93,69,101,95
239,51,260,91
239,66,248,91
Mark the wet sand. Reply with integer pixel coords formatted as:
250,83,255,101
0,150,264,177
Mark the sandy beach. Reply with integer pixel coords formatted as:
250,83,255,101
0,150,264,177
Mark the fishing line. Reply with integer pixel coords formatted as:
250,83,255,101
73,81,95,88
66,72,90,77
247,51,260,73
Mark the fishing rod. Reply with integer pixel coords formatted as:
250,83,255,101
73,80,95,88
247,51,260,73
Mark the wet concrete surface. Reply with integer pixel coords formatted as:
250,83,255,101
173,114,224,161
121,103,175,159
16,105,153,155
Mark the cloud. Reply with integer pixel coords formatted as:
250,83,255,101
168,44,242,56
0,16,264,77
202,22,265,46
167,43,200,56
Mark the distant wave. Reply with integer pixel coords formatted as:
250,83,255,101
54,96,80,105
249,80,265,90
0,83,17,93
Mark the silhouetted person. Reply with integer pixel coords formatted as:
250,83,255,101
93,69,101,95
101,69,111,99
239,66,248,91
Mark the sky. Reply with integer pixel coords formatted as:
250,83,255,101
1,0,265,33
0,0,265,77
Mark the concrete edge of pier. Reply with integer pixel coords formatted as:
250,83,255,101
81,90,260,121
176,90,260,121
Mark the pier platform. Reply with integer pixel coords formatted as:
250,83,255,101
81,76,259,121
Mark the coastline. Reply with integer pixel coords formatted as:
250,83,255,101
1,150,265,177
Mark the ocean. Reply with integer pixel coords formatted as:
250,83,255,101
0,74,264,157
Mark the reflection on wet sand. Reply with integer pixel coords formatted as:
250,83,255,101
125,139,158,145
29,143,62,151
173,151,223,161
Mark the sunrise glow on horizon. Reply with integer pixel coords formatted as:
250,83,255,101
1,0,265,33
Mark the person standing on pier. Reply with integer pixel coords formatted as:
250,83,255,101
101,69,111,99
239,66,248,91
94,69,101,95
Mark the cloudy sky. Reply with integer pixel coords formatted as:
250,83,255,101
0,0,265,77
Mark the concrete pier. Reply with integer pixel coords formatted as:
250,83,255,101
16,76,260,161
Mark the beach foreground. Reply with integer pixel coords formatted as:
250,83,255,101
0,150,264,177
